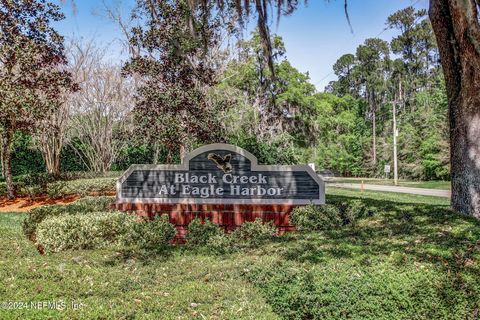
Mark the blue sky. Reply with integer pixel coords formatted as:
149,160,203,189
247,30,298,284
54,0,428,91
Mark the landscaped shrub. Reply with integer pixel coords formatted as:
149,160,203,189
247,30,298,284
1,172,118,198
230,218,277,249
206,233,235,254
186,218,223,246
55,171,121,180
36,212,137,253
340,199,366,227
291,201,370,231
46,180,67,199
36,212,176,254
18,184,44,200
120,215,176,250
0,180,32,197
49,177,116,197
290,205,342,231
14,172,58,197
15,172,57,188
23,196,115,241
329,195,379,218
203,219,276,254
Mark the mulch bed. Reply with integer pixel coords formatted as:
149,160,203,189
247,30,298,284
0,195,80,212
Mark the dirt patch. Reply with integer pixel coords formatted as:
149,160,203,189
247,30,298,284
0,195,80,212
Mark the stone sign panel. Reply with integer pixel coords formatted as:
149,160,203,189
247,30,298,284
117,143,325,205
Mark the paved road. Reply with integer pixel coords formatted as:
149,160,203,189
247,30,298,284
327,182,451,198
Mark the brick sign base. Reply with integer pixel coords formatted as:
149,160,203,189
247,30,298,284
113,143,325,243
111,202,297,242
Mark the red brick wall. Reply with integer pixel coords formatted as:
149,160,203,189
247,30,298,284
112,203,298,242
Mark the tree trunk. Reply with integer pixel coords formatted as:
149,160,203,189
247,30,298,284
41,135,62,176
0,139,4,179
48,139,61,176
429,0,480,217
52,156,60,175
153,143,160,164
166,148,172,164
1,128,15,199
179,144,187,161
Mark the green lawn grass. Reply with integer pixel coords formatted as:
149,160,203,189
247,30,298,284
0,213,278,319
326,186,450,206
329,177,451,190
1,190,479,319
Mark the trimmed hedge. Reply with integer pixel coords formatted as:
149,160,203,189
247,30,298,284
290,205,342,231
205,218,277,254
36,212,136,253
122,215,176,250
290,200,369,232
23,196,115,241
185,218,277,253
186,218,223,246
49,178,116,197
230,218,277,249
0,173,118,198
36,212,176,253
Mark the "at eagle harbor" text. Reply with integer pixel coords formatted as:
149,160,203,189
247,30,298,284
155,173,284,198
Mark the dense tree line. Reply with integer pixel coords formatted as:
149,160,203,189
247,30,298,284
1,0,479,217
184,0,479,217
1,3,448,180
325,7,449,180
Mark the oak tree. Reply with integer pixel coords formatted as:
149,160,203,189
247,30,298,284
124,0,224,162
429,0,480,217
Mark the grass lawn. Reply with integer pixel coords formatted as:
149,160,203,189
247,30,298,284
0,212,278,319
1,191,479,319
328,177,451,190
326,186,450,206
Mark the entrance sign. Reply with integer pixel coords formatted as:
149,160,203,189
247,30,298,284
117,143,325,205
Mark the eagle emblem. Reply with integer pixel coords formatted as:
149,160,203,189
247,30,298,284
207,153,232,173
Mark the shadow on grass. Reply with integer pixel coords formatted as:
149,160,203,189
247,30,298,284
279,194,480,280
99,194,480,272
242,195,480,319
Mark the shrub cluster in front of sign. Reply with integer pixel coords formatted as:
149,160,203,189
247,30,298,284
36,212,136,252
36,213,176,253
24,195,279,254
290,200,374,231
186,218,277,254
25,197,371,254
23,196,115,242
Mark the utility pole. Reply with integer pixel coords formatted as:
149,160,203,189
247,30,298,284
393,80,401,186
